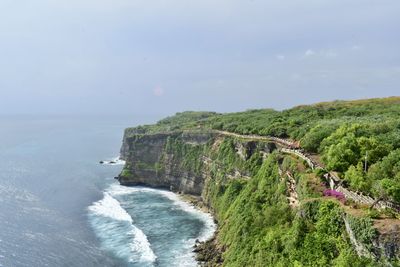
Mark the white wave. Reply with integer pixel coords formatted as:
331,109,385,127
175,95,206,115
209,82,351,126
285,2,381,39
93,183,216,266
107,184,216,242
128,227,157,263
100,156,126,166
88,193,132,222
106,183,139,196
88,192,156,264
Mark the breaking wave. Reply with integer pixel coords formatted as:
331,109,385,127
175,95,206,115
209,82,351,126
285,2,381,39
88,183,216,266
109,184,216,242
88,191,156,265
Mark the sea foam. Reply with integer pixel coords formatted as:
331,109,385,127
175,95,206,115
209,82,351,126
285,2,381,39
108,184,216,242
89,183,216,266
101,156,126,166
88,193,132,222
88,191,156,265
106,184,217,266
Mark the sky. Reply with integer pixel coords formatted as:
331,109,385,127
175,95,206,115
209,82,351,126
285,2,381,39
0,0,399,116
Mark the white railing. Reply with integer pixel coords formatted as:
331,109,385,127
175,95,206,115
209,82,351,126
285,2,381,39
280,148,317,170
212,131,400,212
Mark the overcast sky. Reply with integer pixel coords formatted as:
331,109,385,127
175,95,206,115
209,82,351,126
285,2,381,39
0,0,399,116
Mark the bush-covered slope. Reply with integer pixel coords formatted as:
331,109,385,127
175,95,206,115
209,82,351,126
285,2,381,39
205,153,375,267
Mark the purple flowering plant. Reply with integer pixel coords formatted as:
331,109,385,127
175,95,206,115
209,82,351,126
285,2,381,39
323,189,345,203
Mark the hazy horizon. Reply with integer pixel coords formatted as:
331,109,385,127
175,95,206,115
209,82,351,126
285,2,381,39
1,0,399,116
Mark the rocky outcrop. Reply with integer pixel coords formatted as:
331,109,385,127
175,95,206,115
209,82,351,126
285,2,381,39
374,232,400,262
194,234,224,266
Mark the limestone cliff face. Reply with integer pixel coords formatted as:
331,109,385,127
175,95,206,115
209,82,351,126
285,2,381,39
118,131,218,195
118,130,275,196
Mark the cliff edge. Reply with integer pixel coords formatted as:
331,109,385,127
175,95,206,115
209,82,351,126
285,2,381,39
117,100,400,266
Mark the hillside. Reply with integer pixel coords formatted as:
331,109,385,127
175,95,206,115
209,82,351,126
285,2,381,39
120,97,400,266
124,97,400,203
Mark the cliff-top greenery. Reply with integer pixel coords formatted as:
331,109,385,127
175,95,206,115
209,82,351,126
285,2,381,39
126,96,400,203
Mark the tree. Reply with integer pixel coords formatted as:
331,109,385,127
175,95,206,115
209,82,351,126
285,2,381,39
345,163,371,192
323,133,360,172
300,122,339,153
368,149,400,201
357,136,392,167
373,179,400,203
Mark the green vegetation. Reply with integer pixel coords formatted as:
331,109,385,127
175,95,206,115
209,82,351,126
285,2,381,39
126,96,400,202
134,161,157,171
120,167,133,177
204,153,377,266
124,97,400,266
346,215,377,251
205,98,400,203
124,111,218,135
164,136,207,176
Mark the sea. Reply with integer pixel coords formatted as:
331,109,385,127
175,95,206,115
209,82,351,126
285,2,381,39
0,115,215,267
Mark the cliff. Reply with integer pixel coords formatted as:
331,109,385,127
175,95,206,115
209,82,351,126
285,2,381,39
119,129,275,196
119,130,218,195
117,99,400,266
118,130,398,266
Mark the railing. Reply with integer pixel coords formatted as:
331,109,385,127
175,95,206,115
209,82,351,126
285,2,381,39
330,181,400,212
336,186,375,206
279,148,318,170
380,201,400,212
213,130,400,212
215,130,299,148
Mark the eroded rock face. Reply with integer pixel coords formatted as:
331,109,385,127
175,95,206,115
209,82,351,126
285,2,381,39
343,209,400,262
118,131,217,195
234,140,274,160
373,226,400,261
118,130,277,196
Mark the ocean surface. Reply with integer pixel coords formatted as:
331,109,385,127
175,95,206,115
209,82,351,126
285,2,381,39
0,115,215,267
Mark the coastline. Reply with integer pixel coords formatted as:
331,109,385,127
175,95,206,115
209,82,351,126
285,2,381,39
93,179,219,266
178,193,210,214
177,193,223,266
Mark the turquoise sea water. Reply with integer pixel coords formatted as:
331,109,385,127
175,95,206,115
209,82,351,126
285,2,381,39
0,116,214,267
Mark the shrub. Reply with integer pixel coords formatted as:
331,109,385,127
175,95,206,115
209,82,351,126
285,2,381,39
323,189,346,203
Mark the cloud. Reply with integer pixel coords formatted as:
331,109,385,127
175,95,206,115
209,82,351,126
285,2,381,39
0,0,399,114
304,49,315,57
276,54,285,61
303,49,337,59
291,73,302,80
324,49,337,58
153,86,165,97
